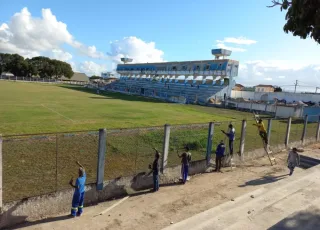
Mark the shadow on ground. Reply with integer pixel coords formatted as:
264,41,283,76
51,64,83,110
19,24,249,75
238,174,287,187
298,154,320,169
268,207,320,230
60,85,166,104
9,215,72,229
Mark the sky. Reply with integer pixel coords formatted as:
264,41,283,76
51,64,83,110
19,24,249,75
0,0,320,91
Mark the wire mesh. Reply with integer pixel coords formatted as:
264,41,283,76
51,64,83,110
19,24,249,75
245,118,265,153
289,118,304,145
56,131,99,190
306,115,318,141
135,127,164,173
212,120,242,157
168,123,208,167
105,127,164,180
105,129,139,180
2,134,56,202
269,118,288,147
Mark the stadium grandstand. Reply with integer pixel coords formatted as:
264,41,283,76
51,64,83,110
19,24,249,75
106,49,239,105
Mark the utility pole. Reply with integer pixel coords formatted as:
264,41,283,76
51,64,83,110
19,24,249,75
294,80,298,93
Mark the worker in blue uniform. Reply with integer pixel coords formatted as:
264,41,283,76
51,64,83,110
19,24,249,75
69,161,86,217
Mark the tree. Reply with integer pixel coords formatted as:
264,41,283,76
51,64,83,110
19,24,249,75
268,0,320,44
5,54,29,77
0,53,74,78
274,86,283,92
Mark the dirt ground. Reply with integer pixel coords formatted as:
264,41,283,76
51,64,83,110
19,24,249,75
10,144,320,230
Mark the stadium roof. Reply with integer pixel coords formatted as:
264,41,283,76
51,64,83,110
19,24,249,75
117,59,238,65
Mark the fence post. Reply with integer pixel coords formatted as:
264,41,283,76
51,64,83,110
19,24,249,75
0,135,2,211
96,128,107,190
267,119,272,145
239,120,247,161
302,115,308,145
161,124,170,173
285,117,292,148
206,122,214,164
317,116,320,142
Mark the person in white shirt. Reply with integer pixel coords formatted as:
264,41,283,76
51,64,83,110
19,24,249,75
287,147,300,176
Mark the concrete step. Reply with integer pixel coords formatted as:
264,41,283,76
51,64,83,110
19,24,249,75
163,165,320,230
224,186,320,230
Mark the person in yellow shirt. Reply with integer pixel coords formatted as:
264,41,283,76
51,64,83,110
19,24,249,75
253,119,268,145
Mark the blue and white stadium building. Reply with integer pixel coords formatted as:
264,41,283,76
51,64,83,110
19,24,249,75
106,49,239,104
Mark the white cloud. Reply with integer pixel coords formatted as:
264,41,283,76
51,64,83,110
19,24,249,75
0,7,105,59
238,60,320,91
217,37,257,45
51,49,72,61
107,36,165,63
216,42,246,52
78,61,107,76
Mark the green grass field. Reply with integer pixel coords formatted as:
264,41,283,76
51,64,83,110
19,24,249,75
0,81,317,202
0,81,252,135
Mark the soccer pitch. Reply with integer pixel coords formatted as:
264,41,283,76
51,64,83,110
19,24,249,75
0,81,253,135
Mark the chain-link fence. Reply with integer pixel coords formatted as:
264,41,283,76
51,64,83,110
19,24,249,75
105,127,164,180
269,118,288,147
56,131,99,190
289,117,304,145
168,124,208,167
2,131,98,202
2,116,320,202
2,134,57,202
305,115,319,142
212,120,242,157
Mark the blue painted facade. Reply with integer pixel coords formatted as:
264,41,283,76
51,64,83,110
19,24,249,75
303,107,320,122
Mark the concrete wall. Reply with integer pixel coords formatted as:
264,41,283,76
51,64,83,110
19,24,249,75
0,159,207,229
275,106,304,118
231,90,320,103
228,101,304,118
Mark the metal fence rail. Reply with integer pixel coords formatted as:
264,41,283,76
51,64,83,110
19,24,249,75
1,115,320,203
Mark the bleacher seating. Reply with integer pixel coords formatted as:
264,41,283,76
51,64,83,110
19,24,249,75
106,77,235,104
